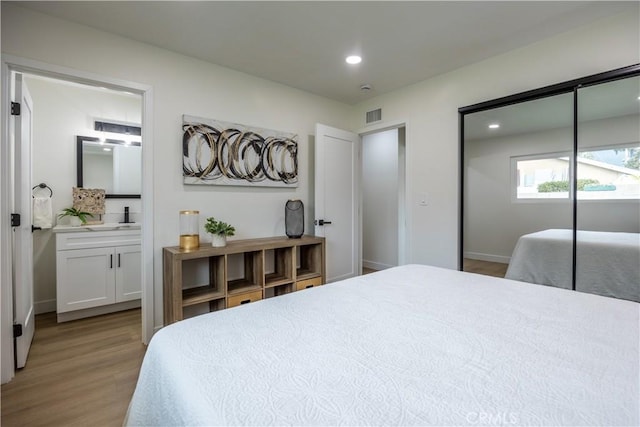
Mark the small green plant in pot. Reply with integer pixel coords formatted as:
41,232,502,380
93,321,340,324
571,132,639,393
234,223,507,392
58,207,93,226
204,217,236,247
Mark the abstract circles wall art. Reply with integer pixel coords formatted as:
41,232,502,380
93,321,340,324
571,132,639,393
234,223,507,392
182,115,298,188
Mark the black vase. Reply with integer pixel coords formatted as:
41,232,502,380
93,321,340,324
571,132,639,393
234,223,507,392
285,199,304,238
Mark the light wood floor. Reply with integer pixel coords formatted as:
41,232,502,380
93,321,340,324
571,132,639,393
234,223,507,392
1,308,145,427
463,258,509,278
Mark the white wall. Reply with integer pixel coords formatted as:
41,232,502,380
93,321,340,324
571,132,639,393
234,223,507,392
3,5,639,330
84,153,113,192
24,76,142,314
113,145,142,194
2,4,354,329
362,129,398,270
465,114,640,261
353,12,639,269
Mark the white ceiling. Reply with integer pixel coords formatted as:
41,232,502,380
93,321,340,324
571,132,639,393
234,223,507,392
12,1,637,105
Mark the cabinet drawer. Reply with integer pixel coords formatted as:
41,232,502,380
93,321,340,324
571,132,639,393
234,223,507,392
227,290,263,308
295,276,322,291
56,230,141,250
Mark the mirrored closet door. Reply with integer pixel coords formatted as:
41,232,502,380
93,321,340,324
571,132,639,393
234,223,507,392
575,76,640,301
460,65,640,302
463,94,574,283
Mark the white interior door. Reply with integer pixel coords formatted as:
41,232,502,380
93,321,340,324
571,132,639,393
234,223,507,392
314,124,359,282
13,73,35,369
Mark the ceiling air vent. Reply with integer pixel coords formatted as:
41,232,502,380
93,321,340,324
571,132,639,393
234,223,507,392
365,108,382,124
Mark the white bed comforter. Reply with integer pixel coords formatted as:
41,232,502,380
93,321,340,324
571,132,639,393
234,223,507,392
126,265,639,426
505,229,640,302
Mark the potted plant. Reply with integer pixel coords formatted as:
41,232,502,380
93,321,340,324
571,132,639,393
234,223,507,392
204,217,236,247
58,207,93,226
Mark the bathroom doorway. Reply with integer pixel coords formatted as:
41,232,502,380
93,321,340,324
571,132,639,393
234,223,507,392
25,74,143,320
1,56,153,383
360,126,407,273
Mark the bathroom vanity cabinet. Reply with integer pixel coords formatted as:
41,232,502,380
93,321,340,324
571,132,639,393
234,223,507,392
53,225,141,322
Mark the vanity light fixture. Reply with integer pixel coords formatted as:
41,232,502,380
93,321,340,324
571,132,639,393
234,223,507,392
95,120,141,136
488,123,500,129
346,55,362,65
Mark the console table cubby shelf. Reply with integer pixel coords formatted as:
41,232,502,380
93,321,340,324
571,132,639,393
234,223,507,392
163,235,325,324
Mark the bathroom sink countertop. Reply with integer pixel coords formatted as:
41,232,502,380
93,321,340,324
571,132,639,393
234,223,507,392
52,223,141,233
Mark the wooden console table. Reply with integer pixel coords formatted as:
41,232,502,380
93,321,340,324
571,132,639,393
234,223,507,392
163,235,325,324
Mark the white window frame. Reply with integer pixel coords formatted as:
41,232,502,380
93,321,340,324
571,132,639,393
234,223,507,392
510,151,573,203
511,142,640,203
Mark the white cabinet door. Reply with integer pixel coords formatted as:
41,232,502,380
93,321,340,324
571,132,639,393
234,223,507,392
115,245,142,302
56,247,116,313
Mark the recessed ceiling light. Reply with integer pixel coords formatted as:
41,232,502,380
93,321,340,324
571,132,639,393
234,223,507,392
346,55,362,65
488,123,500,129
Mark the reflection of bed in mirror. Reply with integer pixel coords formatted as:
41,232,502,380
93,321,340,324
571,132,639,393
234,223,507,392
505,229,640,302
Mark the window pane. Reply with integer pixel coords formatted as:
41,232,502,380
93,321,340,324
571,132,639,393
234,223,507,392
577,146,640,200
515,156,570,199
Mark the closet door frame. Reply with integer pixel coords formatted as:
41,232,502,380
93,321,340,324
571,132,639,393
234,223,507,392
458,63,640,291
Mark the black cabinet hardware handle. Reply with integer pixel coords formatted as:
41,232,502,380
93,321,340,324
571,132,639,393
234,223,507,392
306,285,313,289
118,253,121,268
240,299,251,305
110,254,113,269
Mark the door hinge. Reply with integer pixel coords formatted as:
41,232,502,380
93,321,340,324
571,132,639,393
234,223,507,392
11,102,21,116
11,213,21,227
13,324,23,338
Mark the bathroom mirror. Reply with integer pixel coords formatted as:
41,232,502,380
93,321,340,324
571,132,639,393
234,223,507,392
77,135,141,198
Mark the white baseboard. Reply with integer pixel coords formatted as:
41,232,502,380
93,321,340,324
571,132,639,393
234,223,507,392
35,299,56,315
57,299,141,322
464,252,510,264
362,260,395,271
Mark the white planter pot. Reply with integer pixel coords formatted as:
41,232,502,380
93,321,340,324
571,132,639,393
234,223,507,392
211,234,227,247
69,216,82,227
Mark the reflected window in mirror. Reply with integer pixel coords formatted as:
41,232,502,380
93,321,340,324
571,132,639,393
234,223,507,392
76,136,141,198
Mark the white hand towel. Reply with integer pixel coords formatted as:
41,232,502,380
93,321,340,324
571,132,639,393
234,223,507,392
33,197,53,229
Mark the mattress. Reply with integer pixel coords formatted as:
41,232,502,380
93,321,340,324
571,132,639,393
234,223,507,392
126,264,639,426
505,229,640,302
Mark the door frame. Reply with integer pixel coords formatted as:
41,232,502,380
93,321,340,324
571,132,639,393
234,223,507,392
0,55,154,383
357,120,409,268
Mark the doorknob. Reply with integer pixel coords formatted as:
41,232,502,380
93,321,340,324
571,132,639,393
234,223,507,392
316,219,332,226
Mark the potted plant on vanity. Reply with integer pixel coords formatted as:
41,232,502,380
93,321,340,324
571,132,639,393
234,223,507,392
58,207,93,226
204,217,236,247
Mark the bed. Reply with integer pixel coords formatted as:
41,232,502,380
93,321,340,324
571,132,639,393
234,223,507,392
126,264,639,426
505,229,640,302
